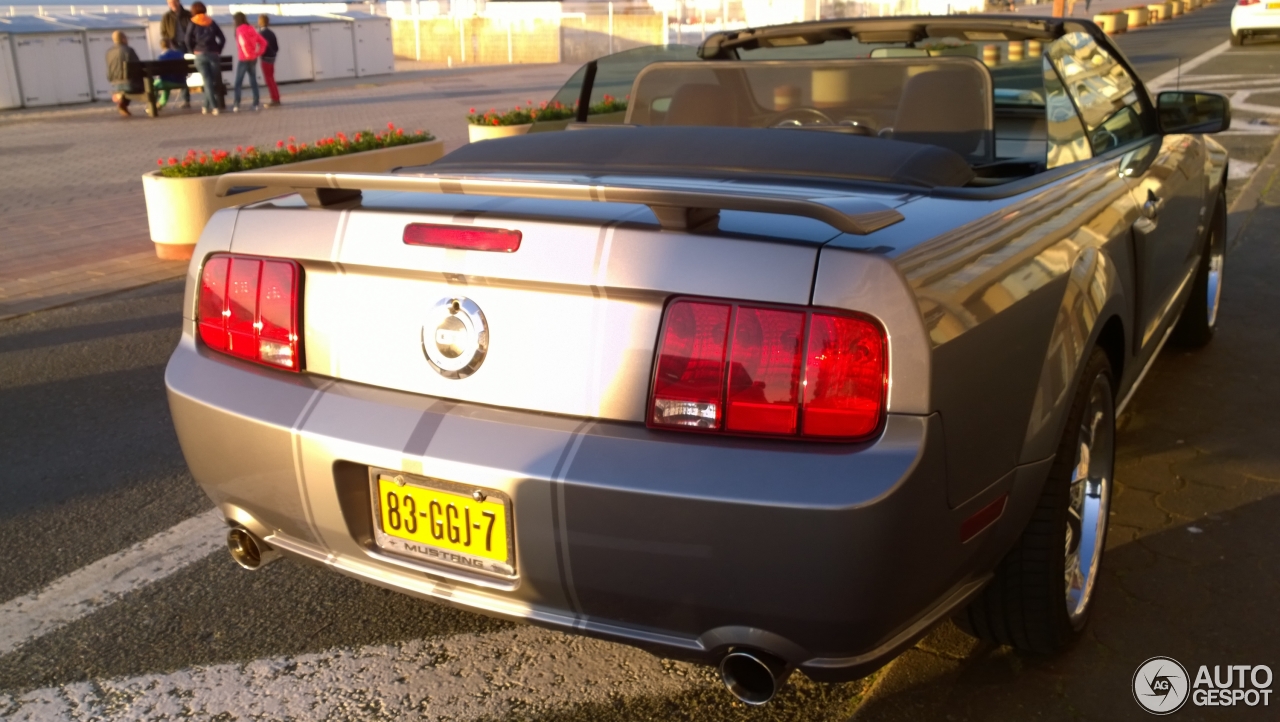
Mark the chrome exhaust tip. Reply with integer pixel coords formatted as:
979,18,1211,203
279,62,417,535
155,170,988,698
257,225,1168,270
227,527,278,570
718,649,791,706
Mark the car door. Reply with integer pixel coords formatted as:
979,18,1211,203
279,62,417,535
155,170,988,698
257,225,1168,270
1047,31,1202,354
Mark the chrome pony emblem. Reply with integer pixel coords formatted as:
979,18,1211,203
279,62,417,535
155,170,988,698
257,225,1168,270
422,297,488,379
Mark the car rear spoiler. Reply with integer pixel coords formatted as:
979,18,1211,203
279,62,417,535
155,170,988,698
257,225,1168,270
213,171,906,235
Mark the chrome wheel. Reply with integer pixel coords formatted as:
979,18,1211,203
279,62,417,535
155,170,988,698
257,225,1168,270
1205,226,1225,329
1064,374,1114,624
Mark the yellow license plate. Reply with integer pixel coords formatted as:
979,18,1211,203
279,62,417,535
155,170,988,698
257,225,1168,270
372,472,514,576
1269,2,1280,7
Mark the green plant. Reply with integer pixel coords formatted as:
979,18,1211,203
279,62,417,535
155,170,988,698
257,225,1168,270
467,96,628,126
155,123,434,178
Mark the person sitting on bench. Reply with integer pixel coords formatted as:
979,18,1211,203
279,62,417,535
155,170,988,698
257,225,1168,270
105,31,142,118
153,38,189,110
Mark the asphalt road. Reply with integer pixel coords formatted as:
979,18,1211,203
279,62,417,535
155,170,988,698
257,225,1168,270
1,7,1278,720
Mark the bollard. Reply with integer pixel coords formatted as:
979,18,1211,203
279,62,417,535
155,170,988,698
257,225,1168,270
1007,41,1024,62
1147,2,1168,21
1125,6,1149,27
983,44,999,68
1171,0,1183,16
1027,39,1042,56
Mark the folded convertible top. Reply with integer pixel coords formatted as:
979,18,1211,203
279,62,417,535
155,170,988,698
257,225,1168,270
419,126,976,189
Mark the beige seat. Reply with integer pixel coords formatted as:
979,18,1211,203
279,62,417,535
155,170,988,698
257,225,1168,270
665,84,738,127
890,64,994,161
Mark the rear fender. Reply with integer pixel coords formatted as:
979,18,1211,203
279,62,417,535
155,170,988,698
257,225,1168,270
1018,241,1130,465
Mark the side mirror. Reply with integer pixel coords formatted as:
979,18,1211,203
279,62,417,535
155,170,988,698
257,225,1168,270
1157,91,1230,134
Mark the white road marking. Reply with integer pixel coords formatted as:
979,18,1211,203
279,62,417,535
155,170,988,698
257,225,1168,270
1147,41,1232,91
1230,160,1260,179
0,509,224,657
0,628,704,721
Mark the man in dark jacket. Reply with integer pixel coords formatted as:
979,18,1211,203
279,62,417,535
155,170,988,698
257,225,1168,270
159,0,192,107
184,2,226,114
105,30,141,117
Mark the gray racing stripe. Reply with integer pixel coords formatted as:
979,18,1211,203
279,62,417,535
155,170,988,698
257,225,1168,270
549,420,593,625
402,399,458,475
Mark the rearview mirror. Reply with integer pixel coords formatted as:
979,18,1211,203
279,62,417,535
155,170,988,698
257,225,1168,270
1157,91,1230,134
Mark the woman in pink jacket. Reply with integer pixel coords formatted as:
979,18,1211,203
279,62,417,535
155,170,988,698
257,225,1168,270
231,12,269,112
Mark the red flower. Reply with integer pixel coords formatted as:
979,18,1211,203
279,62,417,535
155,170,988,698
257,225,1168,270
277,140,285,149
492,118,499,126
415,129,423,134
246,146,255,154
527,99,532,105
236,145,243,153
396,128,403,136
157,158,164,166
168,157,178,165
182,160,190,167
469,107,476,113
387,121,395,129
288,136,296,143
288,144,297,153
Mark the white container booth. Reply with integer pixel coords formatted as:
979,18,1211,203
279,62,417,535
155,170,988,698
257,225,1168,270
302,14,354,80
0,17,92,107
252,13,314,83
0,32,24,109
326,11,392,77
46,15,153,102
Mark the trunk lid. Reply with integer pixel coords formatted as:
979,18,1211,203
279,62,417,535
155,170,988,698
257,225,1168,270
229,185,902,423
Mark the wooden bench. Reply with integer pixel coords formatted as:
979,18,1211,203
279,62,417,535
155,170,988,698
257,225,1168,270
126,55,233,118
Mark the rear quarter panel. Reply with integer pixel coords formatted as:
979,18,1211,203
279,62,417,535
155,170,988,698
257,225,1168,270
844,159,1141,507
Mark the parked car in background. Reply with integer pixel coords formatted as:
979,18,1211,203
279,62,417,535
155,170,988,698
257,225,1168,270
1231,0,1280,45
168,15,1230,705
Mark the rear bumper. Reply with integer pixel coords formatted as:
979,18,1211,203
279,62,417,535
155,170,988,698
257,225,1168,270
165,334,1048,680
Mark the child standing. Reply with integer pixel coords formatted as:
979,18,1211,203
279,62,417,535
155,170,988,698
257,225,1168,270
257,14,282,107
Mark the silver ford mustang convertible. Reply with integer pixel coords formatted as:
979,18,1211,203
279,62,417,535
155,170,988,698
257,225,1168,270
166,15,1230,704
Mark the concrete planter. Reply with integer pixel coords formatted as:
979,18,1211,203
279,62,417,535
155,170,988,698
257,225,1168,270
142,139,444,260
1147,2,1171,21
467,123,533,143
1125,7,1150,26
1094,12,1128,33
1171,0,1184,15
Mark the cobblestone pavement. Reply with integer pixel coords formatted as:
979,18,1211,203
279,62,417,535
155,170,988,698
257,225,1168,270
0,62,578,320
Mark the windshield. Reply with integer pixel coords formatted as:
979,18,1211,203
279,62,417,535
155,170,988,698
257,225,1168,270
626,58,995,162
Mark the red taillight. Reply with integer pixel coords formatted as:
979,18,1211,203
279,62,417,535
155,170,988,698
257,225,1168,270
403,223,522,252
726,307,803,434
648,299,886,441
802,313,887,438
1239,0,1260,6
197,253,302,371
651,300,731,428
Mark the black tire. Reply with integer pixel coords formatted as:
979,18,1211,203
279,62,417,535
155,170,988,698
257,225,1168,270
1231,31,1244,46
1171,190,1227,348
959,348,1115,654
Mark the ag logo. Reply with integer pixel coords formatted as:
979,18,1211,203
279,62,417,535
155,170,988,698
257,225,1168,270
422,297,488,379
1134,656,1190,715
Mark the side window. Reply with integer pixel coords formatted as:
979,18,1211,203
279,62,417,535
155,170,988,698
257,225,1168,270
1047,32,1152,154
1043,56,1091,169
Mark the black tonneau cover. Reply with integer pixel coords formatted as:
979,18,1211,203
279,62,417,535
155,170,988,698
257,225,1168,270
423,127,976,189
